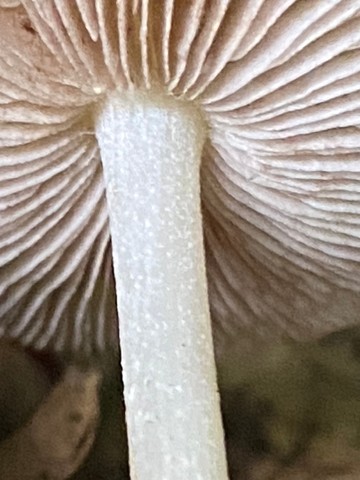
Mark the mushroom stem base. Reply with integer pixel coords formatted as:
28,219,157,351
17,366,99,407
95,90,228,480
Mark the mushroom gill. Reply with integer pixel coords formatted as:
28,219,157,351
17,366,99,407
1,1,359,353
1,0,360,478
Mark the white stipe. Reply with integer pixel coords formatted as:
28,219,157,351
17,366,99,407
96,90,228,480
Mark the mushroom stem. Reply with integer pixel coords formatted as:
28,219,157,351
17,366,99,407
95,91,228,479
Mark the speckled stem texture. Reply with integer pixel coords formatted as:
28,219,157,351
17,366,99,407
95,91,228,480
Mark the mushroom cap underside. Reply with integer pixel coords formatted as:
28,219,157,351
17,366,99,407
0,0,360,353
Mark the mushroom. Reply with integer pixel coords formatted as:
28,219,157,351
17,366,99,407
0,1,360,478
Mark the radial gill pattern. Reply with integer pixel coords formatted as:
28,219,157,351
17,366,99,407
0,1,359,353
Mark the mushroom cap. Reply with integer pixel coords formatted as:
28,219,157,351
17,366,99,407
0,1,360,353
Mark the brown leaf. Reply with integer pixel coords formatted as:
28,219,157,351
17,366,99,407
0,367,101,480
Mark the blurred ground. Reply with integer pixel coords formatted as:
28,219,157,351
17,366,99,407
1,328,360,479
220,328,360,479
